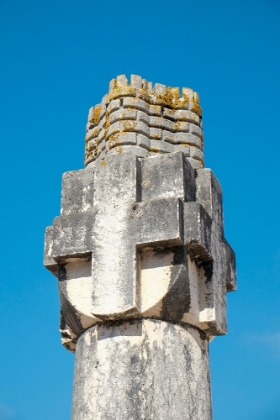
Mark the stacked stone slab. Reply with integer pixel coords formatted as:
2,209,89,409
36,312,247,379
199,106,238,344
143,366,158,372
44,75,236,420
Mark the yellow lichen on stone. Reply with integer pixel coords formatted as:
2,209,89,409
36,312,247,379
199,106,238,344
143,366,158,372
135,84,190,109
153,87,173,107
152,87,189,109
150,146,159,153
122,121,136,131
104,110,111,141
141,80,148,90
115,146,123,154
108,86,137,101
174,90,189,109
85,127,100,142
138,88,152,103
191,92,202,117
182,92,190,103
105,117,110,129
150,105,161,114
174,122,182,131
89,106,102,125
108,133,119,141
108,139,119,150
107,132,121,146
84,76,204,167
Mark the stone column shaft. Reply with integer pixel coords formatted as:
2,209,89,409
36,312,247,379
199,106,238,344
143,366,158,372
73,321,212,420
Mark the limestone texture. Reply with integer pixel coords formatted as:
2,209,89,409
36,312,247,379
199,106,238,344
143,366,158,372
84,75,204,169
44,75,236,419
45,151,235,350
72,320,212,420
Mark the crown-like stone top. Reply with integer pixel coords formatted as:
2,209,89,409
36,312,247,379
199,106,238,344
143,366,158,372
85,75,204,168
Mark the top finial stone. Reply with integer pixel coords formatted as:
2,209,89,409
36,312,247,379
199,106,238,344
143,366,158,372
85,75,203,169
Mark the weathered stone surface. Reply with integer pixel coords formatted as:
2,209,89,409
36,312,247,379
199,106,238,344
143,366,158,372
44,77,236,419
61,169,94,215
84,75,204,167
184,202,212,265
140,151,195,202
91,154,140,319
44,151,235,347
195,169,235,334
53,211,94,259
72,319,212,420
44,226,57,275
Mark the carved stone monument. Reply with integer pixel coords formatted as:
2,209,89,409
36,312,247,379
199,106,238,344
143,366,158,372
44,75,236,419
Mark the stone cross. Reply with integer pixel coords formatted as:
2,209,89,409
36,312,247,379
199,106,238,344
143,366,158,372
44,75,236,419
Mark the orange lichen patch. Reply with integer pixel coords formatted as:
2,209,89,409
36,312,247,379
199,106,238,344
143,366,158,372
191,93,202,117
115,146,123,154
164,108,175,117
138,88,152,103
108,140,115,150
105,117,111,129
169,88,181,107
89,106,102,125
122,121,136,131
152,87,189,109
85,127,100,142
108,133,119,141
150,146,159,153
153,88,173,107
85,147,98,164
103,109,111,141
108,85,192,112
129,85,191,110
100,158,107,166
85,141,100,162
149,105,161,115
173,94,189,110
182,92,190,103
141,80,149,90
108,86,137,101
173,121,189,132
88,136,102,147
108,139,119,150
151,133,161,140
86,142,97,152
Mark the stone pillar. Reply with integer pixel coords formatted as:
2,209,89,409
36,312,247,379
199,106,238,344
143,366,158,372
44,75,236,420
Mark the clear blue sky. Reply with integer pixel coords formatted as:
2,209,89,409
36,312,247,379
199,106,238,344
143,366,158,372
0,0,279,419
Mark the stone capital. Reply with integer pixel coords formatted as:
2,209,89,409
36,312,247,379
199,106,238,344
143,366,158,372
44,151,235,351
